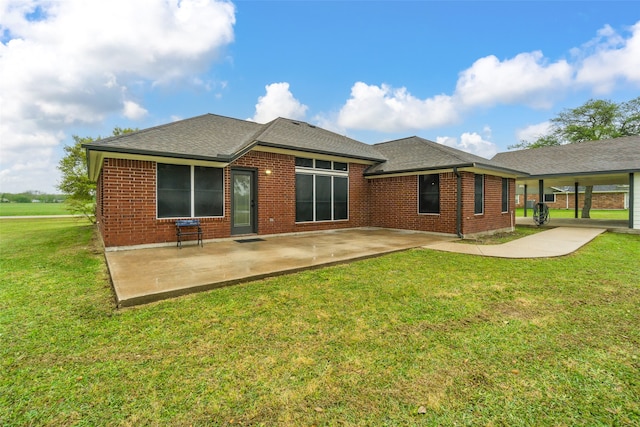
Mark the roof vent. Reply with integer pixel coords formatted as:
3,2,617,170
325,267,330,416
307,124,316,128
291,121,300,125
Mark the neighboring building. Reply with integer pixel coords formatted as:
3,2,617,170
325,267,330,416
515,185,629,210
84,114,521,248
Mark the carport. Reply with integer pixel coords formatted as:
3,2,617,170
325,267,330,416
492,136,640,230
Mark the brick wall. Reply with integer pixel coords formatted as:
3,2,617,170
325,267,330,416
99,159,161,247
97,153,372,247
368,172,514,236
369,172,456,234
461,173,514,235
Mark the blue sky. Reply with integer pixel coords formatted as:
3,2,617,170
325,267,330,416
1,1,639,193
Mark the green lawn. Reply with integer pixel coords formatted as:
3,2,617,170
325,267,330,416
516,208,629,220
0,202,71,216
1,219,639,426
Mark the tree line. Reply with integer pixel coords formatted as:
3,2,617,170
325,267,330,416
1,191,66,204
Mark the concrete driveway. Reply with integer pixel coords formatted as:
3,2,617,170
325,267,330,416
105,228,455,307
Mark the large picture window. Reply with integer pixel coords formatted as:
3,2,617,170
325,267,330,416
474,174,484,215
418,174,440,214
157,164,223,218
501,178,509,213
295,157,348,222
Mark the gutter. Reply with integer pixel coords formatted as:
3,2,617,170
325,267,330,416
364,162,527,178
81,144,233,163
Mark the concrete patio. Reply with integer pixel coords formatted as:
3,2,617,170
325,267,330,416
105,225,618,308
105,228,456,307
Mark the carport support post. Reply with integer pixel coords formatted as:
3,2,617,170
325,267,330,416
523,185,528,217
539,180,544,204
574,182,579,218
630,173,635,229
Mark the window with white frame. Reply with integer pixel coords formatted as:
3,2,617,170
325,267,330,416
295,157,348,222
543,193,556,203
157,163,224,218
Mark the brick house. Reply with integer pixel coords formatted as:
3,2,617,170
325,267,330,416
84,114,522,248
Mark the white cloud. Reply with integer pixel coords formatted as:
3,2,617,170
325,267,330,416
482,125,492,139
575,22,640,93
123,101,149,121
436,133,498,159
0,0,236,192
337,82,458,132
515,121,553,145
454,52,573,109
250,82,308,123
332,21,640,138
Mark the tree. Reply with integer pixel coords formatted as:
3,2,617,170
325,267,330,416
57,128,136,222
509,97,640,218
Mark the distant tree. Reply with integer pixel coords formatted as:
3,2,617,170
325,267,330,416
57,128,136,221
509,97,640,218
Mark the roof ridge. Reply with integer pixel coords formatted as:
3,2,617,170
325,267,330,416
247,117,281,142
373,136,416,147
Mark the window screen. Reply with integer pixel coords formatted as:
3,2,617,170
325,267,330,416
501,178,509,212
157,164,224,218
474,174,484,214
157,164,190,218
333,177,348,220
194,166,224,217
295,174,314,222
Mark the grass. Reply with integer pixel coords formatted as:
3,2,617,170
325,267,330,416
516,208,629,220
0,203,71,216
460,226,543,245
1,219,639,426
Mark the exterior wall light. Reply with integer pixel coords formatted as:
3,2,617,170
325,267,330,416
265,169,272,175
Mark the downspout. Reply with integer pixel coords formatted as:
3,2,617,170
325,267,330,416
454,167,463,238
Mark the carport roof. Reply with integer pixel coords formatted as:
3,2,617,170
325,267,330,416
492,135,640,179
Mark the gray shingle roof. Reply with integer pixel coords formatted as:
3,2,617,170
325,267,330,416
250,118,386,161
84,114,262,161
84,114,386,162
492,135,640,177
366,136,524,176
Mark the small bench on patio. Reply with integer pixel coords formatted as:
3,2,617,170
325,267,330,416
175,219,203,248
